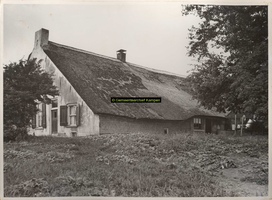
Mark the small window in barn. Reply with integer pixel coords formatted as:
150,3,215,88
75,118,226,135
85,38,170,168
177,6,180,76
194,118,202,129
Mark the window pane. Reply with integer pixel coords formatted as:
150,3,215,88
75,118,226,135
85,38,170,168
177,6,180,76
67,105,77,126
38,111,42,127
71,116,76,125
70,116,72,125
72,106,76,114
69,105,76,115
73,116,76,125
193,118,202,129
52,100,58,108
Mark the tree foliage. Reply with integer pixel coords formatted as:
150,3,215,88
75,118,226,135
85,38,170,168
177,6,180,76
183,5,268,126
4,58,58,141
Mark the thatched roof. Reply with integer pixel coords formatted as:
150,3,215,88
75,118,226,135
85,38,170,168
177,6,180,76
42,41,225,120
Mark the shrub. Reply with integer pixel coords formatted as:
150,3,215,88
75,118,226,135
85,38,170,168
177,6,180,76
4,125,29,142
4,59,58,142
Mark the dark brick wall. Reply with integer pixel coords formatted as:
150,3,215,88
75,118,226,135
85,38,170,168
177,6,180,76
99,114,189,134
99,114,226,135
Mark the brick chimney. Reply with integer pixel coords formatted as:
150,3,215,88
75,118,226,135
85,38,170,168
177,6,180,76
117,49,126,62
34,28,49,48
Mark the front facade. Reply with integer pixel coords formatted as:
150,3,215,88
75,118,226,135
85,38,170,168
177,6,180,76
29,58,100,137
29,29,227,137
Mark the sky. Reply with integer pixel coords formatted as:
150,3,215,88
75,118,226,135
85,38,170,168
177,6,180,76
3,2,202,76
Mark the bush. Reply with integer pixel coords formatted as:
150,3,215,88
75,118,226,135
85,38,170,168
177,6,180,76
4,125,29,142
4,59,58,142
246,121,267,135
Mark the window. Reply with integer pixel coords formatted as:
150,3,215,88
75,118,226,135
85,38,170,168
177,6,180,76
60,103,80,127
37,105,42,127
52,99,58,108
68,104,77,126
32,103,46,129
194,118,202,129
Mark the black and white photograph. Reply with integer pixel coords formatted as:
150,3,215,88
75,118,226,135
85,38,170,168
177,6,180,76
1,0,270,198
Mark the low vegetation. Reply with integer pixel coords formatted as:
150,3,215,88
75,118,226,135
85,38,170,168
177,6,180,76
4,132,268,197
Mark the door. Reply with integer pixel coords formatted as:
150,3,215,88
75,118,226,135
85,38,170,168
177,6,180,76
205,118,211,133
52,110,58,134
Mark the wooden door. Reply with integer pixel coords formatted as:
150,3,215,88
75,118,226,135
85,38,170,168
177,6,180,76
205,118,211,133
51,110,58,134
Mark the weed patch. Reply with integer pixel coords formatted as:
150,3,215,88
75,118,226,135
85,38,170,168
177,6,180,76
5,178,50,197
4,132,268,197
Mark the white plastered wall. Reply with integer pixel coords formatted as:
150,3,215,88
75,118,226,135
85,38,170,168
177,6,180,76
29,43,99,136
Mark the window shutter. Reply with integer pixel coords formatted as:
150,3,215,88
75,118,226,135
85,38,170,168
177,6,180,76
60,105,67,126
42,103,46,128
76,104,80,126
32,114,36,129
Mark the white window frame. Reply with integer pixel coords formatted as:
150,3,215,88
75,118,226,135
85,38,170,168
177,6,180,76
194,117,202,129
36,103,43,128
67,103,77,126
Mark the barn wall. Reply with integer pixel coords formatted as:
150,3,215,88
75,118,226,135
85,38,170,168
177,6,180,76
182,117,205,134
99,114,189,134
178,118,192,133
183,116,226,134
210,117,226,134
29,44,99,137
99,114,227,135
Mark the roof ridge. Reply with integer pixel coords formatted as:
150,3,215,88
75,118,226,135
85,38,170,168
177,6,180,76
127,62,187,78
48,41,121,62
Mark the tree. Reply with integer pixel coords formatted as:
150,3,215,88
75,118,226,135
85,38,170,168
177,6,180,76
183,5,268,128
4,58,58,141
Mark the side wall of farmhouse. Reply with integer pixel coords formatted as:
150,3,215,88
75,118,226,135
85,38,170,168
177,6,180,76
98,115,227,135
28,47,99,137
99,114,191,134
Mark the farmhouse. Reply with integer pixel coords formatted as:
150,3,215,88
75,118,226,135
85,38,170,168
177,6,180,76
29,28,227,137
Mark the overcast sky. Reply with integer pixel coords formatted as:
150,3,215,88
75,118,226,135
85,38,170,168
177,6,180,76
3,2,204,76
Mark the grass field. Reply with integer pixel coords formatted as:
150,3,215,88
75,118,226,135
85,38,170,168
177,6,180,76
4,132,268,197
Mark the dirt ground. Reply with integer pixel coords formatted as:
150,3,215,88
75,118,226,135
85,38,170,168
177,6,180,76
215,153,268,196
177,134,269,197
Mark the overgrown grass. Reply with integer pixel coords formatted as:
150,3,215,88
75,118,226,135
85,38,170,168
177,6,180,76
4,132,268,197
